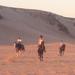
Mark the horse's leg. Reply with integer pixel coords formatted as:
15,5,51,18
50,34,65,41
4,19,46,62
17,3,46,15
16,49,22,57
38,53,41,61
16,49,19,57
20,49,25,56
62,49,65,56
38,52,41,61
19,49,24,56
40,56,43,61
59,49,61,56
59,49,62,56
19,45,25,56
41,53,43,61
39,52,43,61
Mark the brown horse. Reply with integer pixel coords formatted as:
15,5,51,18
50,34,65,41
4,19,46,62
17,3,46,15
38,41,46,61
59,44,65,56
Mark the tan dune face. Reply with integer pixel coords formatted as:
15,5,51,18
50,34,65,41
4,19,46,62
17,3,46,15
0,6,75,44
0,43,75,75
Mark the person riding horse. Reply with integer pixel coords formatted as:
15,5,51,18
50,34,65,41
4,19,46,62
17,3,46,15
14,37,25,56
38,35,46,61
59,40,66,56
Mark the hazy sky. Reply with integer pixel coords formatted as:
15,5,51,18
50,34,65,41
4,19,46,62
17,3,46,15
0,0,75,17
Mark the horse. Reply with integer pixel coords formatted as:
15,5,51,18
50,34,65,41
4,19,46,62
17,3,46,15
15,42,25,56
59,44,65,56
38,42,46,61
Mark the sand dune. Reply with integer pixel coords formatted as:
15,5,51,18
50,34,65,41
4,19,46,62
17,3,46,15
0,6,75,44
0,43,75,75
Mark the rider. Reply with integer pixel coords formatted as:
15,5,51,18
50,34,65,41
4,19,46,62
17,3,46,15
14,37,24,56
59,40,64,47
14,37,22,48
16,37,22,43
38,35,44,47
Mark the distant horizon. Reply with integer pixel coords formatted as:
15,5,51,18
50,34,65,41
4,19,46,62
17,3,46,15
0,0,75,18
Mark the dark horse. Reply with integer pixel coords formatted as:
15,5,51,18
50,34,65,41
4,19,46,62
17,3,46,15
59,44,65,56
15,42,25,56
38,41,46,61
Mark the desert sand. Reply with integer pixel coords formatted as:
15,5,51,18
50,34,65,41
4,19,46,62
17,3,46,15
0,43,75,75
0,5,75,75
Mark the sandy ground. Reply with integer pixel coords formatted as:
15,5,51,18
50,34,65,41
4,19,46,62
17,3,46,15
0,43,75,75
